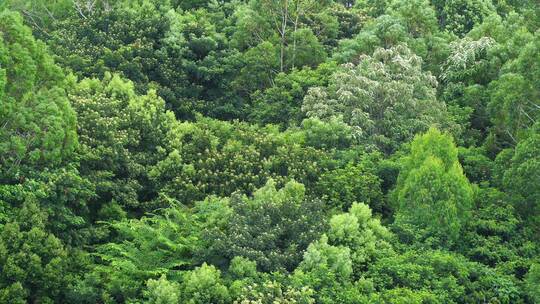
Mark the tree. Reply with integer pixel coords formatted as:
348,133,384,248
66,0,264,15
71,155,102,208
210,180,326,272
393,128,473,248
354,0,390,17
150,117,334,205
0,165,95,246
293,203,394,303
285,28,326,69
247,0,331,72
303,45,451,153
300,116,353,149
488,73,537,143
149,118,271,204
233,274,316,304
458,146,493,184
329,3,366,40
432,0,496,36
0,201,73,303
180,263,230,304
160,8,242,118
325,203,393,275
231,0,332,96
367,250,521,303
373,288,437,304
2,0,74,35
526,263,540,303
439,36,496,145
387,0,438,38
458,187,529,269
70,205,201,303
143,275,180,304
235,41,280,94
248,62,336,127
69,73,175,214
439,13,536,146
503,128,540,234
334,9,451,76
315,162,382,212
293,235,372,304
334,15,412,62
488,32,540,144
49,2,242,119
296,235,353,286
0,10,77,181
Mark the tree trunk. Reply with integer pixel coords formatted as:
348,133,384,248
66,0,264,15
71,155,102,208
279,0,289,72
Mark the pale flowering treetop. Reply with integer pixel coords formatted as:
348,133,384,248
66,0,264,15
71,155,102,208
303,44,451,153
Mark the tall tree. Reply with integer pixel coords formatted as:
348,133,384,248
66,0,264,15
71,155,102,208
393,128,473,248
502,126,540,234
488,32,540,144
69,73,175,215
431,0,496,36
303,45,452,153
249,0,331,72
0,10,77,181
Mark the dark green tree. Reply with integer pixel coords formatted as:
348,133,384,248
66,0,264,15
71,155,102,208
0,201,74,303
502,127,540,234
69,73,175,215
210,180,326,272
70,205,201,303
432,0,496,36
526,263,540,303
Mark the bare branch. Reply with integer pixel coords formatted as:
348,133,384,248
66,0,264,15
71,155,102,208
73,0,88,19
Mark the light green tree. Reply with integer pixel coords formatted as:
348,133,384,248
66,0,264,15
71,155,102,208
326,203,394,275
293,202,393,303
180,263,230,304
0,10,77,181
70,205,200,302
297,235,353,284
393,128,473,247
143,275,180,304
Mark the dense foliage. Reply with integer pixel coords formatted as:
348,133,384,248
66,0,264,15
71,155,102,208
1,0,539,303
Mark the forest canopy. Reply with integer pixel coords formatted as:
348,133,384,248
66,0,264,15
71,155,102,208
0,0,539,303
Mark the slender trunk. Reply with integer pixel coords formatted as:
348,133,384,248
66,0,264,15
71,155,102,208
520,107,535,123
280,0,288,72
73,1,87,19
291,13,299,70
505,128,517,144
